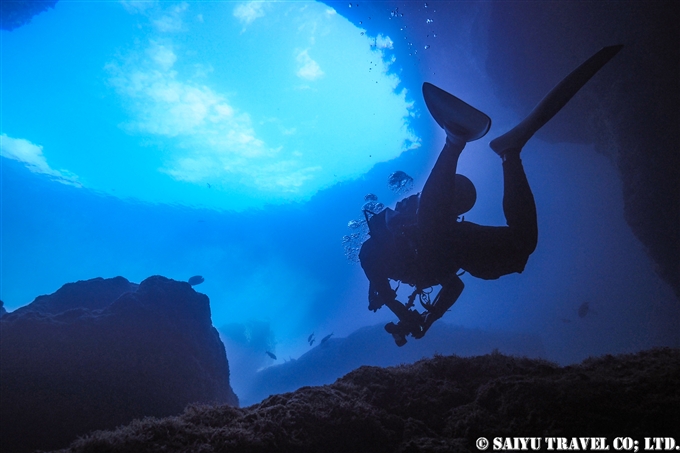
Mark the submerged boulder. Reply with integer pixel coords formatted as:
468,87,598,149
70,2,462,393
0,275,238,453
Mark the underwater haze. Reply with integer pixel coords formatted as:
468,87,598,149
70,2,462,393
2,1,678,404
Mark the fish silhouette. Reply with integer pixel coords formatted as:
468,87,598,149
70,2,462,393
188,276,204,286
265,351,277,360
320,333,334,345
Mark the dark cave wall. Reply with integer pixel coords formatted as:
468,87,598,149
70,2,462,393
483,1,679,300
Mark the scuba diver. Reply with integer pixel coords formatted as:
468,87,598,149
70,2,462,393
359,45,622,346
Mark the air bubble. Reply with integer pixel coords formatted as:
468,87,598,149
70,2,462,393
348,219,366,229
424,45,430,50
343,195,383,262
387,171,414,195
362,201,384,213
426,18,433,23
342,231,366,262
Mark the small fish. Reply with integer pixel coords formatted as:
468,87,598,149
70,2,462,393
320,333,334,345
188,276,205,286
578,302,590,318
309,339,315,347
265,351,277,360
307,333,315,342
207,183,212,189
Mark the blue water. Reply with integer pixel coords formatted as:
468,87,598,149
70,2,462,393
2,1,678,402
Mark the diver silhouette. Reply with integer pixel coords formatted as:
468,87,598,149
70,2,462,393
359,45,623,346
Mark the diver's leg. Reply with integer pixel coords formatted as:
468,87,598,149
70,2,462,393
417,136,466,242
443,149,537,280
500,149,538,258
489,45,623,155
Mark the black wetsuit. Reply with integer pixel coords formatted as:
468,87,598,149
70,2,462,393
359,138,538,318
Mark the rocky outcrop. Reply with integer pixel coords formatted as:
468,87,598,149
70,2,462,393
54,348,679,453
0,276,238,453
0,0,59,30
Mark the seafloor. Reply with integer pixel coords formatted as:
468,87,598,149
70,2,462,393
54,348,679,453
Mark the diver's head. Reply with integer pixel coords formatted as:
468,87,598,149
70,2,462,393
452,174,476,216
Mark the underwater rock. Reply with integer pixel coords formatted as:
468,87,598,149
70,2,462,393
10,275,138,315
0,0,59,30
52,348,680,453
0,275,238,453
0,299,6,317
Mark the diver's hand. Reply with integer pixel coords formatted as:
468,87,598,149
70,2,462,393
368,299,383,312
368,281,395,312
368,289,387,312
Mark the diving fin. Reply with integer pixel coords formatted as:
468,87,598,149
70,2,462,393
423,82,491,142
489,44,623,155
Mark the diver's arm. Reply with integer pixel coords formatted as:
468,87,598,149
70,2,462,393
360,237,397,312
368,279,397,312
